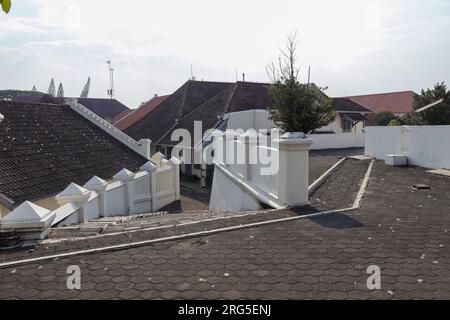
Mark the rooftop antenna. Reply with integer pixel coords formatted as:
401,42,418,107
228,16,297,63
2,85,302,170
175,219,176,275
242,73,245,82
190,64,196,81
307,66,311,87
106,60,115,99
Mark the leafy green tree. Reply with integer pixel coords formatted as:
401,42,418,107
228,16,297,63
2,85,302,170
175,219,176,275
413,82,450,125
387,119,401,126
1,0,11,14
57,83,64,97
266,32,336,133
374,111,396,126
31,85,37,92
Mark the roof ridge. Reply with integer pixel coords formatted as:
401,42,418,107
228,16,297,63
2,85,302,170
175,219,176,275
341,90,416,98
178,83,236,121
222,82,239,114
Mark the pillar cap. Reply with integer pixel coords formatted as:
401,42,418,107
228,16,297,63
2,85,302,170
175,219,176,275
113,168,135,181
152,151,166,160
2,201,52,223
140,161,157,172
56,183,91,202
169,156,182,166
274,132,313,150
84,176,108,191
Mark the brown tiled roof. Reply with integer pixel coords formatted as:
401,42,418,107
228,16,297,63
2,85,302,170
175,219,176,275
331,98,373,113
77,98,130,121
0,101,147,208
343,91,415,114
114,95,170,130
124,80,232,142
112,109,134,124
15,94,65,104
158,82,275,146
158,82,372,146
14,95,130,121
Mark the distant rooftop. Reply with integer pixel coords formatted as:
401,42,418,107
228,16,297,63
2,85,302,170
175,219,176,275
343,91,415,114
114,95,170,130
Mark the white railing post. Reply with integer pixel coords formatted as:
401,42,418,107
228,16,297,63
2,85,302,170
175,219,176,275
169,157,182,201
273,132,313,207
55,183,91,223
84,176,108,217
140,161,158,212
240,131,258,181
113,168,135,215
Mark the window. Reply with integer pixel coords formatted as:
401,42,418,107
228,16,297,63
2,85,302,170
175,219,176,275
341,118,352,133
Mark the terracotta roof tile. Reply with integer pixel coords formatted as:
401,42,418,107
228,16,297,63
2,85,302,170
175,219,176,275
114,95,170,130
343,91,415,114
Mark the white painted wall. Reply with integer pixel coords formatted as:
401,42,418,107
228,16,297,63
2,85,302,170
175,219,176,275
209,167,263,212
365,125,450,169
308,132,365,150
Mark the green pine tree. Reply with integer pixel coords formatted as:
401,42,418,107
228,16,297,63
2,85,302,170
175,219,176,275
80,77,90,98
266,32,336,133
48,78,56,97
57,83,64,97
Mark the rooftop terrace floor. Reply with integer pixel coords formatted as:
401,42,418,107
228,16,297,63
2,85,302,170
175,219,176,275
0,148,449,299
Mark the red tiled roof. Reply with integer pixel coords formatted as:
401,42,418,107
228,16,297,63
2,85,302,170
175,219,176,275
112,109,134,123
114,95,170,130
343,91,415,114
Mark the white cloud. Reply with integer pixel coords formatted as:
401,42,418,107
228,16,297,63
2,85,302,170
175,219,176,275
0,0,448,106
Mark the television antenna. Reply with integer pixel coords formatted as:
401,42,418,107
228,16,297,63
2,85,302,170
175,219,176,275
106,60,115,99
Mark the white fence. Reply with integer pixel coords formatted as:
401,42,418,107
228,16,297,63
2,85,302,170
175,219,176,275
210,131,311,212
365,125,450,169
308,133,365,150
0,158,181,240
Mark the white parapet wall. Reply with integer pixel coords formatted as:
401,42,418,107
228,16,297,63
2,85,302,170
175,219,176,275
365,125,450,169
209,131,312,212
0,157,181,241
308,133,365,150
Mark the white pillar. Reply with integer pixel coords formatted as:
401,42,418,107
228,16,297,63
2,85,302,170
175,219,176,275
55,183,91,223
113,168,135,215
84,176,108,217
140,161,158,212
239,131,259,181
169,157,182,201
138,139,152,159
274,132,313,207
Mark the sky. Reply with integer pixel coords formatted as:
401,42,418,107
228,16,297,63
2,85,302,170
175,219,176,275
0,0,449,108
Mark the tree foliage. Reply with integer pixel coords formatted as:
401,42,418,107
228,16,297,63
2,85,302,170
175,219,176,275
374,111,396,126
80,77,90,98
413,82,450,125
48,78,56,97
266,32,336,133
57,83,64,97
1,0,11,14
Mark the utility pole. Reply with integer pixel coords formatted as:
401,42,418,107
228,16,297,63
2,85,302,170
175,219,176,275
106,60,115,99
